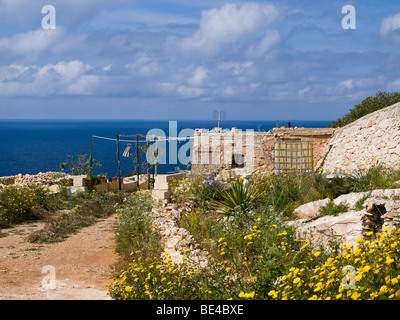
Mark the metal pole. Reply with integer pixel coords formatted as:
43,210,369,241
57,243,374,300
136,134,140,191
90,136,93,174
146,142,151,190
117,135,122,191
155,138,158,176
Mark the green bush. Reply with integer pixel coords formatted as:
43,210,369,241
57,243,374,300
348,163,400,192
0,185,52,228
329,91,400,128
319,201,349,217
213,179,262,218
114,191,161,267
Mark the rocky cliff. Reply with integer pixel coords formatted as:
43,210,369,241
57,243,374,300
320,102,400,173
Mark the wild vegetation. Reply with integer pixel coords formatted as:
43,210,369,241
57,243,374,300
0,184,121,242
109,162,400,300
2,162,400,300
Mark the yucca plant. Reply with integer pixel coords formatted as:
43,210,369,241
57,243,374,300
213,178,262,220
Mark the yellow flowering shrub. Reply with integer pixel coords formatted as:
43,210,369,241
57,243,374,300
0,185,50,228
108,252,247,300
269,228,400,300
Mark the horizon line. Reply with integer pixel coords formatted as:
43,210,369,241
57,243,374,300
0,118,335,122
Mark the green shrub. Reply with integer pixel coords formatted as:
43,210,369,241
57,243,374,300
348,163,400,192
319,201,349,217
0,185,52,228
199,175,225,205
115,191,161,267
213,179,262,218
329,91,400,128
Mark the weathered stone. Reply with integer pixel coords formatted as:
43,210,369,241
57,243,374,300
152,204,209,269
333,192,369,209
293,188,400,246
295,210,364,246
293,198,330,219
321,102,400,174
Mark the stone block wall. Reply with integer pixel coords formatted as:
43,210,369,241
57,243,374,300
320,102,400,174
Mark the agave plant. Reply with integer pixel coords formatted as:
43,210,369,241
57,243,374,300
213,178,262,219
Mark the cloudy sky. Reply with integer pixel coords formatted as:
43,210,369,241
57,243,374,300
0,0,399,120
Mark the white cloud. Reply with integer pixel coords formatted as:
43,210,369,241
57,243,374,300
0,64,29,81
0,28,88,62
176,2,279,55
218,61,254,75
246,29,280,58
380,13,400,41
0,60,98,97
338,79,354,90
0,29,60,55
387,79,400,91
298,87,311,96
126,53,162,77
188,66,209,86
177,86,205,98
0,0,128,27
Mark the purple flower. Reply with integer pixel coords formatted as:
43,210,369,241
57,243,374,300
203,175,225,188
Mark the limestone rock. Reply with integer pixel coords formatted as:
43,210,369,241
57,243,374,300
295,210,364,246
293,188,400,246
293,198,330,219
332,192,368,209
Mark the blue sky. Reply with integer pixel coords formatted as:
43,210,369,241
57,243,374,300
0,0,400,120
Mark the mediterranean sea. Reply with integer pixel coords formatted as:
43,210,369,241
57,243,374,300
0,119,332,177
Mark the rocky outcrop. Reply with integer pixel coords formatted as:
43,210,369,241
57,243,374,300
320,102,400,173
293,189,400,246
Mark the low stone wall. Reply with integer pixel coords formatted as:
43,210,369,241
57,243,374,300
152,203,209,268
0,172,73,187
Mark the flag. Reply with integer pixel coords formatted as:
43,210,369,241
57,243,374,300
122,144,131,157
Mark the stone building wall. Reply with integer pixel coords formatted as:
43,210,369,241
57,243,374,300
191,127,335,175
320,102,400,174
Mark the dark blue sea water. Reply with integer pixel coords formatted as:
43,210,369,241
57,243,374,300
0,120,331,177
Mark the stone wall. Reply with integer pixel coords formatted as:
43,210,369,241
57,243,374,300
320,102,400,174
0,172,73,187
191,127,335,175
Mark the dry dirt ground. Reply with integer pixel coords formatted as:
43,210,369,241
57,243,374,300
0,215,118,300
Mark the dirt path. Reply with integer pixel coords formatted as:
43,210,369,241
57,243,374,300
0,215,118,300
